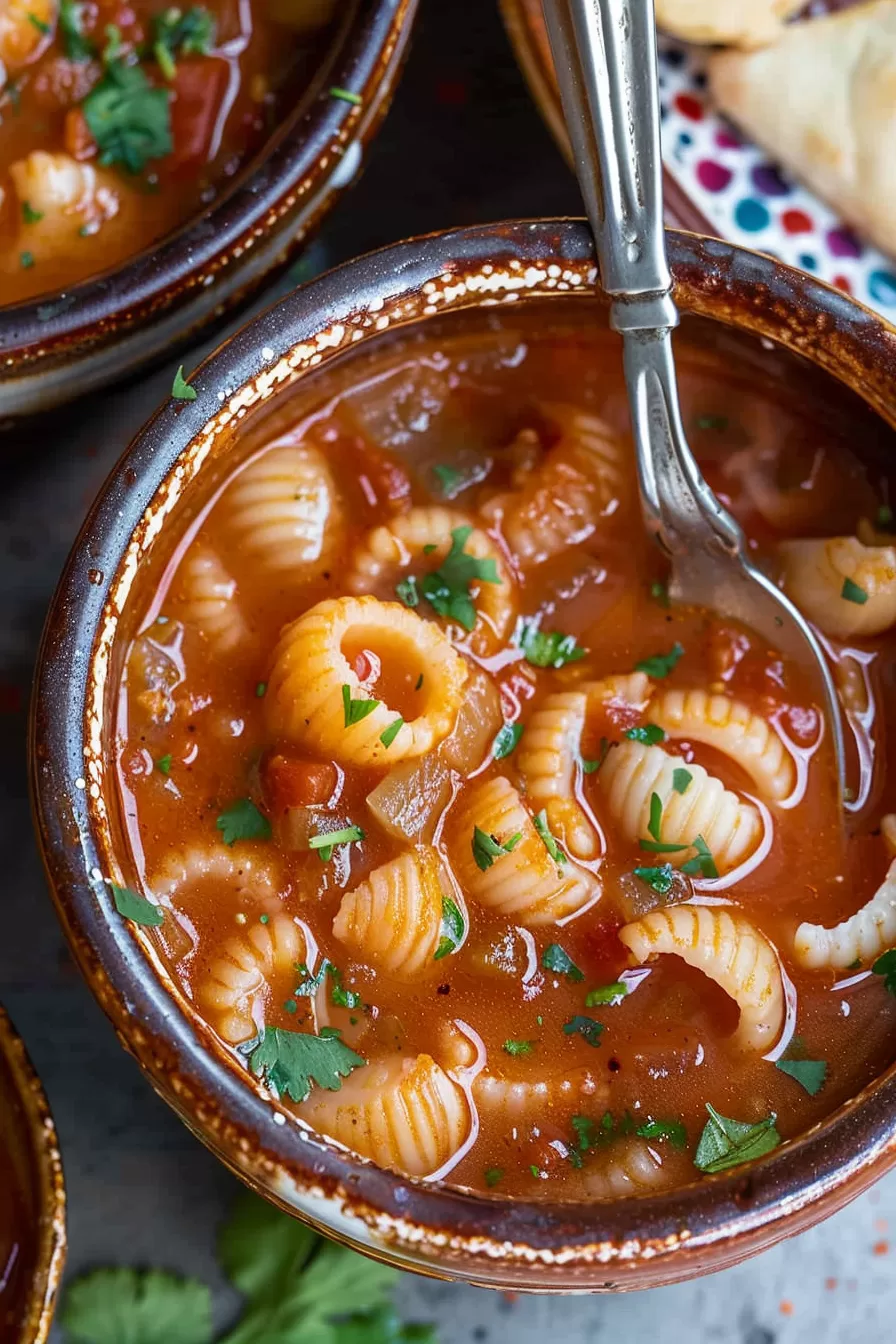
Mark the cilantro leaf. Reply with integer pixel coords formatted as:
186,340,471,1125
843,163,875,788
433,894,465,960
650,581,670,608
484,1167,504,1188
333,1307,438,1343
503,1038,534,1056
638,837,688,855
432,463,463,494
83,59,172,174
585,982,627,1006
581,737,609,774
61,1267,213,1344
379,716,403,749
328,965,362,1010
635,643,684,678
648,791,663,842
246,1027,365,1102
636,1118,687,1148
420,525,500,632
471,826,521,872
492,721,523,759
519,624,586,669
110,881,164,927
873,948,896,994
342,683,380,726
155,753,172,775
841,577,868,605
59,0,96,61
293,960,330,997
776,1058,827,1096
216,798,271,847
633,863,675,895
533,809,566,864
153,5,215,68
541,943,584,982
625,723,665,745
395,575,419,608
308,825,364,863
171,365,196,401
681,834,719,880
563,1015,604,1047
694,1104,781,1174
672,767,692,795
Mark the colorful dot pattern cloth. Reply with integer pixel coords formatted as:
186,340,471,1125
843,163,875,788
658,39,896,317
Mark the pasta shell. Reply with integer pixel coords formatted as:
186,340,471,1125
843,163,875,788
795,857,896,969
779,536,896,639
199,914,304,1045
447,776,600,926
517,672,652,859
347,506,515,653
599,741,762,875
175,544,249,655
300,1053,471,1177
619,905,785,1051
582,1139,670,1199
475,1067,607,1124
333,848,450,977
220,442,340,579
266,596,468,765
151,844,279,907
651,689,795,803
485,407,627,565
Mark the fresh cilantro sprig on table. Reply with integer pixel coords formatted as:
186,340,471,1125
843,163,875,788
60,1191,437,1344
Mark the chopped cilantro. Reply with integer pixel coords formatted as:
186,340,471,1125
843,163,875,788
432,463,463,494
585,982,628,1006
841,577,869,605
581,737,609,773
694,1103,780,1174
672,767,692,795
395,575,419,608
155,753,172,775
529,1164,543,1179
633,863,675,895
171,365,196,401
255,681,266,698
648,791,663,842
342,683,380,727
308,825,364,863
110,881,164,927
625,723,665,745
216,799,271,847
82,59,172,173
636,1117,687,1148
650,580,670,607
571,1114,595,1152
379,716,403,749
471,826,522,872
681,834,719,879
533,809,566,864
775,1057,827,1096
433,894,465,961
101,21,122,59
484,1167,504,1188
873,948,896,994
492,721,523,759
20,251,34,269
246,1027,364,1102
542,943,584,982
563,1015,604,1047
420,525,500,632
635,642,684,678
329,85,362,105
519,624,586,669
638,837,689,855
293,960,330,997
328,965,362,1011
28,10,50,34
21,200,43,224
152,4,215,78
503,1039,534,1056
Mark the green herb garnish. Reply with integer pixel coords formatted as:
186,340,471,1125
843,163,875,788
395,575,419,608
432,463,462,494
542,944,584,982
110,881,164,927
434,894,465,961
633,863,675,895
519,624,586,669
21,200,43,224
873,948,896,994
155,753,172,775
82,59,172,173
533,809,566,864
585,982,628,1006
635,643,684,678
672,767,692,795
379,717,403,749
484,1167,504,1188
329,85,362,105
471,827,522,872
503,1039,534,1057
625,723,665,745
171,365,196,401
246,1027,364,1103
648,791,663,842
693,1104,780,1174
681,834,719,879
216,799,271,847
342,683,380,727
775,1057,827,1096
562,1015,604,1048
420,525,501,632
308,825,365,863
581,737,609,774
636,1118,687,1148
492,722,523,759
841,577,869,605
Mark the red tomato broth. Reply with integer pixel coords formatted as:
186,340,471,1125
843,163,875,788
0,0,336,303
115,307,896,1200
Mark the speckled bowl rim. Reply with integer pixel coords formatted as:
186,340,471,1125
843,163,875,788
0,0,416,360
30,219,896,1291
0,1007,66,1344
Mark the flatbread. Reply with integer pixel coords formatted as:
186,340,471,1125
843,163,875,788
656,0,804,47
710,1,896,257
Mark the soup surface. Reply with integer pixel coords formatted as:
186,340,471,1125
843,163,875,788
0,0,335,303
115,309,896,1199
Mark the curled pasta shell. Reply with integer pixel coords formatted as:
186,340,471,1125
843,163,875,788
447,776,600,926
795,858,896,969
346,506,514,653
619,905,785,1051
300,1053,471,1177
175,544,249,655
333,848,450,977
475,1067,606,1123
220,442,340,579
198,914,304,1045
485,407,627,565
651,689,795,803
599,741,762,875
266,596,468,765
582,1139,670,1199
780,536,896,639
517,672,652,859
151,844,279,907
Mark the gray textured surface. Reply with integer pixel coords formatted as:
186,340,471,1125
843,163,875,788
2,1,895,1339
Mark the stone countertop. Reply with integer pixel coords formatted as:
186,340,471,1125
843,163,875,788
1,1,894,1341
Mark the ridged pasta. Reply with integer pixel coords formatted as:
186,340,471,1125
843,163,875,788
199,914,304,1044
447,775,600,926
599,741,762,875
266,596,468,765
779,536,896,639
151,844,278,908
484,407,627,565
651,689,795,803
0,0,55,70
517,672,652,859
333,848,449,977
175,544,249,655
795,858,896,969
619,906,785,1051
346,506,514,653
220,442,340,579
300,1053,471,1177
475,1067,607,1123
582,1139,669,1199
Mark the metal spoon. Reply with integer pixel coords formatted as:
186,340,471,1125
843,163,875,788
542,0,846,797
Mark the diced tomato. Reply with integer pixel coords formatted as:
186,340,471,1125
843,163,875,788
64,107,96,160
168,57,232,170
264,753,337,811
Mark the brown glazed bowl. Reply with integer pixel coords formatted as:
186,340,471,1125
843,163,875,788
31,220,896,1291
0,1007,66,1343
0,0,417,422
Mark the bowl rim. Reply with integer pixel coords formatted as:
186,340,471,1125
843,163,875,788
0,1006,66,1344
0,0,415,356
30,217,896,1290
